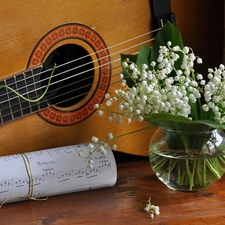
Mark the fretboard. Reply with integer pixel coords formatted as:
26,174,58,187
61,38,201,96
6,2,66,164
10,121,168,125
0,66,48,124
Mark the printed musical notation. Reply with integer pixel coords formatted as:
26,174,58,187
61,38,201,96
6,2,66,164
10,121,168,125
0,143,117,204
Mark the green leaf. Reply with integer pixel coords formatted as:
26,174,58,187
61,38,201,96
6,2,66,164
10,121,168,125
194,120,225,129
145,113,196,125
150,22,184,74
145,113,225,130
136,44,151,68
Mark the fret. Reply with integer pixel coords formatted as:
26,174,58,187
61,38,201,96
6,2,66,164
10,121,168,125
30,67,44,111
31,70,41,111
14,76,23,117
24,69,40,112
32,66,49,109
2,78,14,122
17,73,32,115
8,76,23,119
23,70,38,112
23,71,33,115
0,80,11,124
0,65,48,124
5,76,23,121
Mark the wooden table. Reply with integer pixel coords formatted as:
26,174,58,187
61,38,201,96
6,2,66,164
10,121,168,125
1,156,225,225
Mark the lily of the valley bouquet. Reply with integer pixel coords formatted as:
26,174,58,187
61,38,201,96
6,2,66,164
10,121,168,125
85,22,225,191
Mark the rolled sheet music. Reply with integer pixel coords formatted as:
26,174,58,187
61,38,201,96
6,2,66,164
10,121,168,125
0,143,117,204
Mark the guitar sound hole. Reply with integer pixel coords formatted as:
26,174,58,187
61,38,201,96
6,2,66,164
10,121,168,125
42,44,94,108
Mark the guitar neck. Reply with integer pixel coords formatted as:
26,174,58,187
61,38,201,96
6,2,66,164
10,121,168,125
0,65,47,124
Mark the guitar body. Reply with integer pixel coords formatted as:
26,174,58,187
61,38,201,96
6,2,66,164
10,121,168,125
0,0,158,157
0,0,223,157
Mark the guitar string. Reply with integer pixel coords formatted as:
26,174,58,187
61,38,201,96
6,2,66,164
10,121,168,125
0,27,160,99
0,26,160,102
0,51,137,122
0,42,153,121
0,40,153,121
0,29,158,121
53,27,161,71
0,30,156,97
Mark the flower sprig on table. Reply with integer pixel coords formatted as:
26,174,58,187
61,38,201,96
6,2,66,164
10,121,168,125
144,197,160,219
83,22,225,167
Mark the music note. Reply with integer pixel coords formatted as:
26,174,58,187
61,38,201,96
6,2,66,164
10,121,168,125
0,180,10,193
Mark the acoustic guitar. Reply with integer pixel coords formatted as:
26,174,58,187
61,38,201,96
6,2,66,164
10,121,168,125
0,0,177,157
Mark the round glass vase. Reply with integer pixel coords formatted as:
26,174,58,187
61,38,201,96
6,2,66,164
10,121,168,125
149,125,225,192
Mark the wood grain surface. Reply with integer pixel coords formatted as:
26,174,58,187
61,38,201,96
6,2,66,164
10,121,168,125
1,157,225,225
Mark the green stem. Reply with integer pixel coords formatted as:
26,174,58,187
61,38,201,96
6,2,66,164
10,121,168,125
86,125,154,161
112,125,153,141
202,159,207,187
191,160,197,189
122,64,138,85
185,159,194,190
205,158,222,179
196,162,203,186
164,158,177,181
218,156,225,165
151,156,169,172
0,64,56,102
